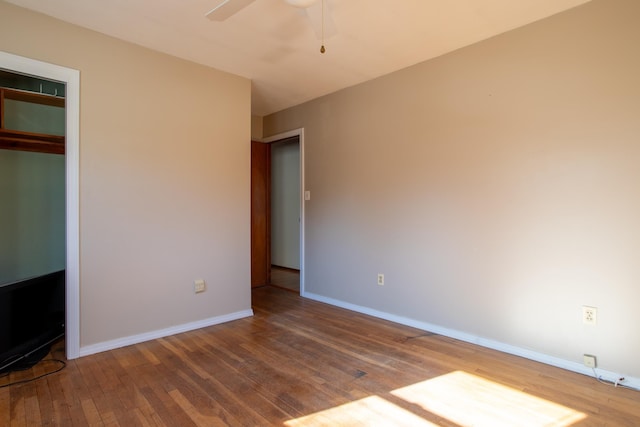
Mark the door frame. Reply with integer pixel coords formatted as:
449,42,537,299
262,128,305,295
0,51,80,359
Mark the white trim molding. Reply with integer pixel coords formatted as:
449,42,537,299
79,309,254,357
303,291,640,392
0,50,81,360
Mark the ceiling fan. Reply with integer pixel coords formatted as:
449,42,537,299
206,0,336,52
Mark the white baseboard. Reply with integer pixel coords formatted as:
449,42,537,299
303,291,639,392
79,309,254,357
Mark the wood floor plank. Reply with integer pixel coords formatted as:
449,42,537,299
23,395,42,426
80,397,103,425
2,286,639,426
9,385,26,426
270,266,300,292
0,383,11,426
167,389,228,427
132,407,160,427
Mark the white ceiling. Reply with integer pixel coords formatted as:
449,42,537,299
5,0,591,116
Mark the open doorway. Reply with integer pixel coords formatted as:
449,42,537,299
0,70,67,373
270,136,300,292
0,51,80,361
0,70,66,372
251,128,305,295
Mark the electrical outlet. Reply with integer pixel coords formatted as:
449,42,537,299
583,354,597,368
377,273,384,286
194,279,206,293
582,306,597,325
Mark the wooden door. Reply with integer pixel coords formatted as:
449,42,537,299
251,140,270,287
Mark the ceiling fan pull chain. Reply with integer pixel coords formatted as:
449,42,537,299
320,0,326,53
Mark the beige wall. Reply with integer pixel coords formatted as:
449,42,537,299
265,0,640,379
251,115,263,140
0,2,251,347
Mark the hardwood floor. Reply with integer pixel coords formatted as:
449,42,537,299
270,266,300,293
1,286,638,426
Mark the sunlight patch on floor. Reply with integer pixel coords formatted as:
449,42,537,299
392,371,586,427
285,371,587,426
284,395,438,427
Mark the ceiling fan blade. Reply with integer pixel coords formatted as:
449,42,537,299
206,0,256,21
285,0,319,7
305,1,337,40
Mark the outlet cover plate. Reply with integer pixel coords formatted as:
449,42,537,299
194,279,206,293
583,354,597,368
582,306,597,325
